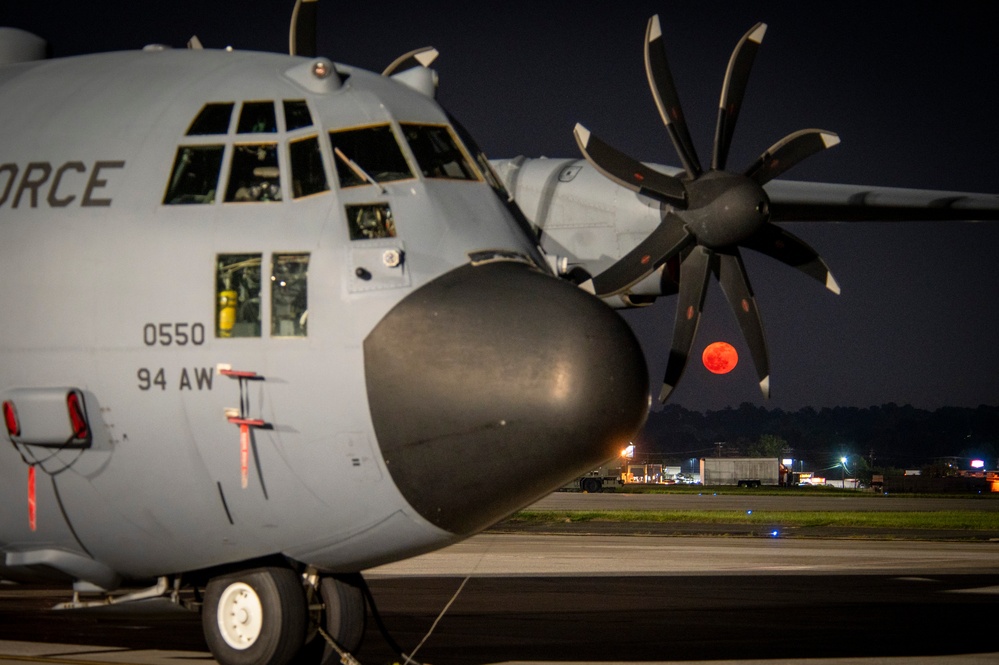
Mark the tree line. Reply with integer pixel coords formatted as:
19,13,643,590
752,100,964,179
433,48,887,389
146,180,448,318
636,402,999,472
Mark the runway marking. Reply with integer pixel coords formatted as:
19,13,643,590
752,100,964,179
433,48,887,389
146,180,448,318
0,645,213,665
0,655,213,665
0,655,132,665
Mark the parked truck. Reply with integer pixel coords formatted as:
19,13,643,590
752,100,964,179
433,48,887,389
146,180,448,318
564,460,624,493
699,457,787,487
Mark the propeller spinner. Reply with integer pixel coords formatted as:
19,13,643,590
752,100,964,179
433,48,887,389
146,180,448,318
576,15,841,403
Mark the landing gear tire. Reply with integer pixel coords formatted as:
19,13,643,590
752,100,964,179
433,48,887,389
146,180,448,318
202,566,307,665
320,575,366,655
299,574,367,664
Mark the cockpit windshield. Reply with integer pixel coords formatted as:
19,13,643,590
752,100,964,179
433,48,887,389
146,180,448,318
328,124,413,188
400,123,477,180
165,101,490,204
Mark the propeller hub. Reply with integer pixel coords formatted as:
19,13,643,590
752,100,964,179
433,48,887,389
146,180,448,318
683,171,769,248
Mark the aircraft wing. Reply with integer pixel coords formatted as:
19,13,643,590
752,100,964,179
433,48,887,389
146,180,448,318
497,152,999,403
766,180,999,222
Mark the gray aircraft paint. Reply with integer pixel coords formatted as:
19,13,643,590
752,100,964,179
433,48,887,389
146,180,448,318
0,48,646,585
2,23,998,594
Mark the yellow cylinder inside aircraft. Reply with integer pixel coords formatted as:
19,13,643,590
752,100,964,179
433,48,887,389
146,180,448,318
218,290,238,337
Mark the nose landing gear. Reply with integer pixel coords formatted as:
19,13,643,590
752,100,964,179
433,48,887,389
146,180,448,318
202,566,365,665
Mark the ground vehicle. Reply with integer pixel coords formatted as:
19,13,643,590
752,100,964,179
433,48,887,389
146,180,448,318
568,461,624,492
699,457,786,487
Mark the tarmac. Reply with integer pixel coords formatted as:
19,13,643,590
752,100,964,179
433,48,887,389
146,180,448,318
2,492,998,665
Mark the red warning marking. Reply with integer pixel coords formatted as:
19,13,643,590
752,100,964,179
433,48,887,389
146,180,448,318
220,369,259,379
28,466,36,532
742,298,750,313
686,305,695,320
228,418,266,427
227,417,266,490
239,424,250,489
633,172,645,182
641,255,652,265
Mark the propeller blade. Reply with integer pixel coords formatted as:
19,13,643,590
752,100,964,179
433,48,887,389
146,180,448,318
574,124,688,205
581,212,694,297
741,224,841,294
744,129,840,185
645,15,702,180
714,249,770,398
289,0,318,57
712,22,767,171
660,246,712,403
382,46,440,76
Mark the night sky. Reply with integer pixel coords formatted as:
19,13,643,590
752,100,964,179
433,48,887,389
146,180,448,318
4,1,998,412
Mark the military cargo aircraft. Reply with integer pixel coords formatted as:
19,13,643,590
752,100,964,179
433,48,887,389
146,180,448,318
2,2,998,664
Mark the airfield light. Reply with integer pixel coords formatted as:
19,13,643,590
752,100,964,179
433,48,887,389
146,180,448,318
702,341,738,374
2,401,18,437
971,459,985,469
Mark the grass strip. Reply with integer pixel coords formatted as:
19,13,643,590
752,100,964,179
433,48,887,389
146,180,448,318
508,510,999,531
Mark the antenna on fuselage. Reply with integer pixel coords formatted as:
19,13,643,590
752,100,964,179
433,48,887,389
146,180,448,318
289,0,318,57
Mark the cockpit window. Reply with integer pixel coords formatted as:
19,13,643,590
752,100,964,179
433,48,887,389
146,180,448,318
167,100,338,206
237,101,278,134
346,203,396,240
289,136,329,199
271,253,309,337
217,254,262,338
328,125,413,188
225,144,281,202
400,123,478,180
283,100,313,131
448,112,508,195
163,145,225,204
187,103,234,136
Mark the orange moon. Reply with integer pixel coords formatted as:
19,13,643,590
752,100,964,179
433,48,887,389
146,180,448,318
702,342,738,374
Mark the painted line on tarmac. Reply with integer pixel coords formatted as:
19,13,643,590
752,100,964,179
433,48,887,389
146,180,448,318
0,647,213,665
0,656,130,665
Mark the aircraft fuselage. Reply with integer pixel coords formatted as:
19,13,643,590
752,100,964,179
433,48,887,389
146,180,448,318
0,48,649,588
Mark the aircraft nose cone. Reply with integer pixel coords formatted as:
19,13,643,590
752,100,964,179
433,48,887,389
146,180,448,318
364,260,649,535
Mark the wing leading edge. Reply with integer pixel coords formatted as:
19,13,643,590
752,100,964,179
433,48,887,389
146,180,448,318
766,179,999,222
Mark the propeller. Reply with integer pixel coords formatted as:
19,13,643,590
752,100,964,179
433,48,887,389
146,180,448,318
575,15,841,403
289,0,318,57
382,46,440,76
